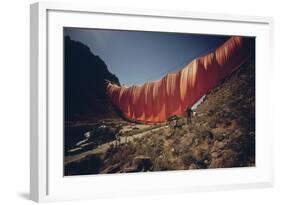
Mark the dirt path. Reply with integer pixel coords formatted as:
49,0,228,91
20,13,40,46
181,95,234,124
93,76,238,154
64,125,166,164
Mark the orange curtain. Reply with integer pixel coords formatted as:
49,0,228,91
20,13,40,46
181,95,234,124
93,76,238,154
106,37,251,123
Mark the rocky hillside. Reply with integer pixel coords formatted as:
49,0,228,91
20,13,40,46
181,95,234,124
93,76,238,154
64,36,120,121
65,57,255,175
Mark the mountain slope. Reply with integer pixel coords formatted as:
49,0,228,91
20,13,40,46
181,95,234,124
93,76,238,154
64,36,120,121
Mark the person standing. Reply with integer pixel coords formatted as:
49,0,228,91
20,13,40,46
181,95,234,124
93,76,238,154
185,106,193,124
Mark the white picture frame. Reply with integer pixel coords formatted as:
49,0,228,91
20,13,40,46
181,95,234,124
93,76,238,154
30,1,274,202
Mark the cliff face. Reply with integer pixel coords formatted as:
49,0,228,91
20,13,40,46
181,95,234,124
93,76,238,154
64,36,120,121
106,37,255,123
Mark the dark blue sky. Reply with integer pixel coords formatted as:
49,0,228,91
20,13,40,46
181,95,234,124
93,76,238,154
64,28,229,86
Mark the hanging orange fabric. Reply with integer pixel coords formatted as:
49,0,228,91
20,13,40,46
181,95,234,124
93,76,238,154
106,36,252,123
